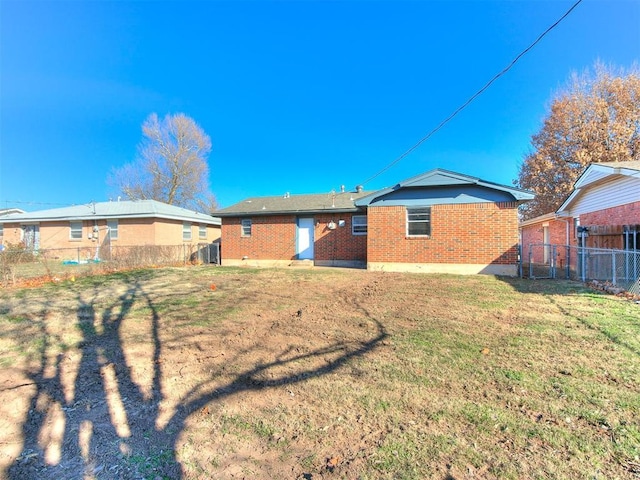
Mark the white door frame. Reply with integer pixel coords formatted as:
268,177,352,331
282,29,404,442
296,217,314,260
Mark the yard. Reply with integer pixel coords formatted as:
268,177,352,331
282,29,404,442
0,266,638,479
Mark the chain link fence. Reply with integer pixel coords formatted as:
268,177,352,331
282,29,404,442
523,243,640,294
0,242,220,287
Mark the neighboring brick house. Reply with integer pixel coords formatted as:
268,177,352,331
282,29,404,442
520,161,640,267
215,169,534,275
520,213,576,269
0,200,221,256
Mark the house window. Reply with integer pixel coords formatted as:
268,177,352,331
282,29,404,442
352,215,367,235
241,219,252,237
183,222,192,241
107,220,119,240
0,224,3,239
70,221,83,240
199,224,207,240
407,207,431,236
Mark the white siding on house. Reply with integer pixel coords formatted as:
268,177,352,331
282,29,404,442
566,176,640,215
575,168,611,188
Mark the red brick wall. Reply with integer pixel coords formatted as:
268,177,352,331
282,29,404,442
222,215,297,260
313,214,366,262
221,213,367,262
580,201,640,227
367,202,520,265
580,201,640,249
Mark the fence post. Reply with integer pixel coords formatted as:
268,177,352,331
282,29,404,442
612,251,616,285
517,244,522,278
528,244,533,278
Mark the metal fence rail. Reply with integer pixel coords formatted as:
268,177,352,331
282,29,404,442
523,243,640,294
0,242,220,286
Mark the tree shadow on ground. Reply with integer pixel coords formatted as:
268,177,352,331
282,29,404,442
4,274,387,479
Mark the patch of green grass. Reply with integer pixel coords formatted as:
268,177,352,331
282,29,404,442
502,369,524,381
155,296,201,312
300,453,316,470
127,449,175,480
219,414,278,442
373,431,459,479
0,356,15,367
1,315,28,324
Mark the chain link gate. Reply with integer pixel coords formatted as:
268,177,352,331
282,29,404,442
523,243,640,294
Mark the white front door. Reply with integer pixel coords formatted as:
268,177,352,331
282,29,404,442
297,217,314,260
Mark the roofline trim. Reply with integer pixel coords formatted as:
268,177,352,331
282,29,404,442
216,207,364,217
0,213,222,225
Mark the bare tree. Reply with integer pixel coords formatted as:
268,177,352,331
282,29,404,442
111,113,217,212
516,63,640,220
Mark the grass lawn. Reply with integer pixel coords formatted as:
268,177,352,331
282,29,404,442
0,266,638,479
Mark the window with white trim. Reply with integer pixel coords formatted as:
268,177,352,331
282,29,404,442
70,221,83,240
107,220,119,240
183,222,192,241
352,215,367,235
241,219,252,237
406,207,431,236
199,224,207,240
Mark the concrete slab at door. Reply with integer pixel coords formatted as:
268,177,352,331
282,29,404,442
297,217,314,260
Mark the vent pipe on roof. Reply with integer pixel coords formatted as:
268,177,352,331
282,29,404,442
355,185,363,193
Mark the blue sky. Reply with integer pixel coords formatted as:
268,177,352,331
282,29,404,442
1,0,638,211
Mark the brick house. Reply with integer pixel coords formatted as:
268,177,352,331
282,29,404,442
215,169,534,275
520,213,576,269
520,161,640,267
0,200,221,256
216,190,372,268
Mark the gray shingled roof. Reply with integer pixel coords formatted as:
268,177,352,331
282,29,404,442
214,191,372,217
355,169,535,206
0,200,221,225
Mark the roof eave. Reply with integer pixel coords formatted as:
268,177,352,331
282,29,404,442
216,207,363,217
0,212,221,226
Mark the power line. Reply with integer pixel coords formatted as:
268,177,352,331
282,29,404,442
359,0,583,188
1,200,73,208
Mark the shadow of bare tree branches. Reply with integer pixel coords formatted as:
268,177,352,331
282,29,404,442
4,273,387,479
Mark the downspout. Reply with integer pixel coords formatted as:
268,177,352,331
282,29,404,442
555,214,571,279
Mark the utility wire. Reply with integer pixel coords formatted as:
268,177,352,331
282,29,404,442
359,0,583,188
2,200,72,207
